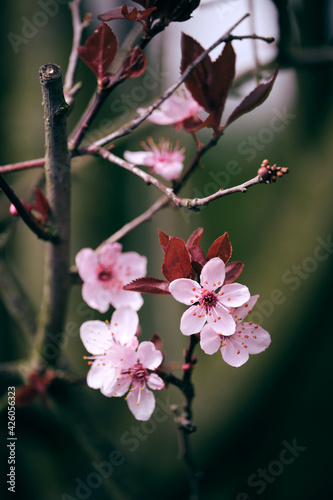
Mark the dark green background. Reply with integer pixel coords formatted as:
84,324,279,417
1,1,332,499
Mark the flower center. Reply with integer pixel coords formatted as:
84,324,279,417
129,363,149,382
97,264,114,282
200,290,217,311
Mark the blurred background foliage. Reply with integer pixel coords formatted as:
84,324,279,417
0,1,333,499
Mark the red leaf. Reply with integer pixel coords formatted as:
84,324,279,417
225,261,244,284
122,46,147,78
33,188,49,220
123,277,170,295
224,66,279,128
186,227,204,250
210,42,236,128
162,237,192,281
181,33,213,112
206,232,232,263
188,245,207,276
158,229,170,252
150,333,163,351
98,6,156,29
77,23,118,80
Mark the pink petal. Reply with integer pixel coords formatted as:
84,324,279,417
169,278,201,305
123,150,155,167
153,160,183,181
82,282,110,313
234,323,271,354
200,324,221,355
208,302,236,335
180,305,206,335
80,320,111,354
76,248,98,281
110,306,139,347
219,283,250,308
147,373,165,390
102,372,132,397
200,258,226,290
110,289,144,311
127,384,155,421
232,295,259,322
221,337,249,367
99,243,122,267
87,359,115,390
137,341,163,370
117,252,147,281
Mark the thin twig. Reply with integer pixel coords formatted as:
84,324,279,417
0,257,36,341
0,173,59,242
86,14,257,151
173,175,264,208
64,0,91,106
0,158,45,174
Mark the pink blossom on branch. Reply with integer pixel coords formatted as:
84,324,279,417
101,341,165,421
80,306,139,392
75,243,147,313
200,295,271,367
169,257,250,336
124,137,185,181
138,90,203,130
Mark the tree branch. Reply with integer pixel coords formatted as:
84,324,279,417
64,0,91,106
0,158,45,174
0,257,36,341
34,64,71,368
0,173,59,242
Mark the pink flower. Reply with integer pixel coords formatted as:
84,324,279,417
80,306,139,392
169,257,250,336
139,91,203,129
76,243,147,313
102,341,165,421
124,138,185,181
200,295,271,367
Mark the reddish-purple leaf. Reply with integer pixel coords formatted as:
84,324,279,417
180,33,213,112
189,245,207,276
224,66,279,128
162,237,192,281
150,333,163,352
122,46,147,78
206,232,232,263
158,229,170,252
77,23,118,80
123,277,170,294
225,261,244,284
33,188,49,220
98,5,156,29
186,227,204,250
210,42,236,128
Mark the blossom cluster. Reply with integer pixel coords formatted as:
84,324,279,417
77,229,270,421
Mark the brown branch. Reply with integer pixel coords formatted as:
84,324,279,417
0,173,59,242
0,257,36,341
173,175,264,209
86,14,256,151
64,0,91,106
0,158,45,174
34,64,71,368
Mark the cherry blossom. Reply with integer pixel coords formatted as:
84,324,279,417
101,341,165,421
200,295,271,367
75,242,147,313
80,306,139,392
169,257,250,336
124,137,185,181
139,90,203,130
